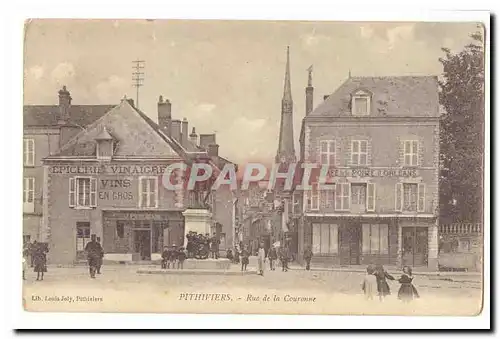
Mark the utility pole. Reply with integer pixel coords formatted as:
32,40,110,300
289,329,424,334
132,60,145,109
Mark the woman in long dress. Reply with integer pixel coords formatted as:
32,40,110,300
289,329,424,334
33,243,48,281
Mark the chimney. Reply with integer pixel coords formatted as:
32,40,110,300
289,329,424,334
58,86,72,122
158,95,172,135
323,95,330,101
199,134,216,150
208,144,219,157
181,118,189,147
189,127,198,145
170,119,182,143
305,66,314,115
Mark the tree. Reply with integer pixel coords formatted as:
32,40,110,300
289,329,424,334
439,31,485,224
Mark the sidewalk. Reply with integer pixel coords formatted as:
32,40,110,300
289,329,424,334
286,264,481,277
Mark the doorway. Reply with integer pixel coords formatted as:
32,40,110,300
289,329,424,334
340,225,361,265
133,230,151,260
402,227,428,266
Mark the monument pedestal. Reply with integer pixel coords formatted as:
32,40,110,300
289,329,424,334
182,208,212,237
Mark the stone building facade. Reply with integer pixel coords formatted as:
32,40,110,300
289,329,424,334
36,90,235,264
298,76,440,270
23,87,113,244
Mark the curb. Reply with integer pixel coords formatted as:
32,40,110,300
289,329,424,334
137,269,258,276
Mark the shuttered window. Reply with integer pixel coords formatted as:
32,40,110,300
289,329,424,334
395,183,426,213
69,177,97,208
23,177,35,213
335,183,350,211
139,176,158,208
312,223,338,254
23,139,35,166
403,140,419,166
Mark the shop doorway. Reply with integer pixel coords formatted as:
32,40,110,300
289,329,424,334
402,227,428,267
340,225,361,265
133,230,151,260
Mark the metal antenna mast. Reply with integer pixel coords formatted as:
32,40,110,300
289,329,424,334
132,60,145,108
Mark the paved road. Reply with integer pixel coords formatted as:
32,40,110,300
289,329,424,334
22,265,482,316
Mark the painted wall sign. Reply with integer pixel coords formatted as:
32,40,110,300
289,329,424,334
98,177,134,201
327,168,418,178
49,165,171,175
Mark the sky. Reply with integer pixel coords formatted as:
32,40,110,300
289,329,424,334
23,20,481,165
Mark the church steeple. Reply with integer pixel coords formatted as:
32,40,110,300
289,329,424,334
276,46,296,164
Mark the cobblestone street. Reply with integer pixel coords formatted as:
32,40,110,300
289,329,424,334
22,264,482,316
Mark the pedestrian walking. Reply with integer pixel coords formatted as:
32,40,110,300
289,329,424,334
374,264,395,301
33,242,48,281
279,246,289,272
177,247,187,269
84,234,103,279
361,265,377,300
241,245,249,271
233,246,240,264
397,266,420,303
267,245,277,271
257,242,266,276
96,237,104,274
22,244,29,280
303,246,313,270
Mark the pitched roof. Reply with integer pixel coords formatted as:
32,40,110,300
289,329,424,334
309,76,440,118
23,104,115,127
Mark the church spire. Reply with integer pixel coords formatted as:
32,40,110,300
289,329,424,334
283,46,292,102
276,46,296,164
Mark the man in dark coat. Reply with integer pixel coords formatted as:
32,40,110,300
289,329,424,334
303,247,313,270
85,234,103,278
267,245,278,271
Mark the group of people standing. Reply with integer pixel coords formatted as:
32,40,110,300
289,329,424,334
23,240,49,281
161,245,187,269
362,264,420,302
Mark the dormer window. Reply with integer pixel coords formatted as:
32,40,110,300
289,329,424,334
94,127,115,161
351,90,371,116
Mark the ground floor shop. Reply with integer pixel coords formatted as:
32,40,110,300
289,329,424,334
48,209,185,264
299,216,438,270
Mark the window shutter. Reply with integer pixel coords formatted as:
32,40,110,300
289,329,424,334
418,183,425,212
69,178,76,207
335,183,342,211
329,141,336,166
417,141,423,167
344,183,351,210
90,178,97,207
395,183,402,212
367,183,376,212
399,141,405,166
138,178,143,208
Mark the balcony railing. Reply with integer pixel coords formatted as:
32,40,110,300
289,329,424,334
439,223,482,235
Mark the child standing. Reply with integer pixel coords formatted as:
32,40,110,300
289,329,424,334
361,265,377,300
398,266,420,303
374,264,395,301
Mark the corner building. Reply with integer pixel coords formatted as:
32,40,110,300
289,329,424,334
43,97,235,264
298,76,440,270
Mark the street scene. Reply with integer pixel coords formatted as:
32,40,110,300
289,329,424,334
22,19,485,316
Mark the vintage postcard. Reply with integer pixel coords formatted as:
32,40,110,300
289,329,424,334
21,18,486,317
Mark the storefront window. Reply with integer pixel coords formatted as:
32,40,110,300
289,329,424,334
312,223,338,255
362,224,389,255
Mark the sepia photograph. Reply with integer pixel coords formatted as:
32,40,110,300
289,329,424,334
19,16,487,321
